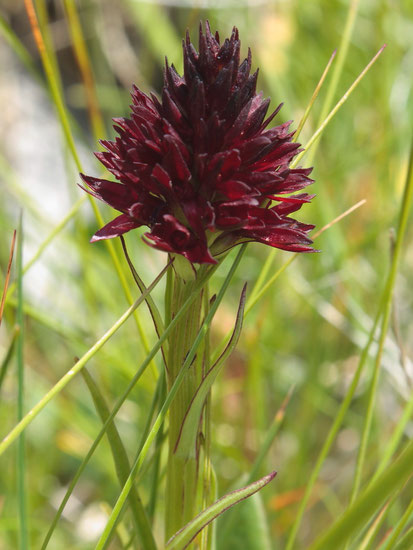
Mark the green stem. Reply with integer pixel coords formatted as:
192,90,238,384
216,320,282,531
17,216,29,550
165,271,206,543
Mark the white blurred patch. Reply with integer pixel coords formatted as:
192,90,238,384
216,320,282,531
76,503,108,542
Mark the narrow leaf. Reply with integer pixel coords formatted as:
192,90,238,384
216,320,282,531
293,49,337,142
347,138,413,522
358,498,392,550
303,0,360,164
166,472,277,550
372,388,413,484
292,44,386,169
120,236,167,362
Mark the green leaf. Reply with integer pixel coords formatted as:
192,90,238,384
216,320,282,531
166,471,276,550
174,284,247,457
120,236,167,361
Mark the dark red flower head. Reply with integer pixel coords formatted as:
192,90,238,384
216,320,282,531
81,23,315,264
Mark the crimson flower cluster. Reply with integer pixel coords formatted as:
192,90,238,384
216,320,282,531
81,23,315,264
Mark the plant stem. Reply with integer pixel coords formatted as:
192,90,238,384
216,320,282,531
165,271,207,543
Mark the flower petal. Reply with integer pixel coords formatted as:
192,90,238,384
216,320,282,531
91,214,141,242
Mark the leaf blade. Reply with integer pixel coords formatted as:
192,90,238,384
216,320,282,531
166,472,277,550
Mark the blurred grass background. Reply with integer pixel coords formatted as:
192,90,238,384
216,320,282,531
1,0,413,548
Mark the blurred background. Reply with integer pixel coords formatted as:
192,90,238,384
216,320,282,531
1,0,413,548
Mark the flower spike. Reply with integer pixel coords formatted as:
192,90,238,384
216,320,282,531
81,22,315,264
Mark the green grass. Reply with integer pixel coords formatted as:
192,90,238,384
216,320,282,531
1,1,413,548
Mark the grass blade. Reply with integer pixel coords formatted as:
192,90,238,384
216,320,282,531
358,499,392,550
247,385,295,484
63,0,106,140
16,216,29,549
285,144,412,546
285,296,384,550
308,439,413,550
382,497,413,550
292,45,386,169
166,472,277,550
146,372,166,523
293,49,337,142
304,0,360,164
24,0,82,170
372,388,413,484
